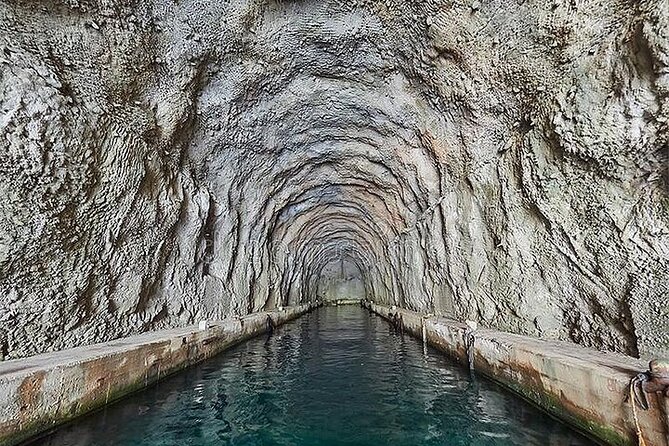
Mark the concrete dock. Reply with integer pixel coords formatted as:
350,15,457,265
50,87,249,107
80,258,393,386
0,304,319,446
365,301,668,446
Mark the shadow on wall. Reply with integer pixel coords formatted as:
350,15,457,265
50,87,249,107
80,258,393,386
318,259,365,302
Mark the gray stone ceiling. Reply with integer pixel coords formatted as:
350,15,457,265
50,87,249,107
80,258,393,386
0,0,667,359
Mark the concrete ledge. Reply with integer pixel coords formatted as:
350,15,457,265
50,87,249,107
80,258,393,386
324,298,363,306
364,301,668,446
0,303,319,446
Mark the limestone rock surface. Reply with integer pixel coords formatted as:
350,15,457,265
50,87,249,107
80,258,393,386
0,0,667,359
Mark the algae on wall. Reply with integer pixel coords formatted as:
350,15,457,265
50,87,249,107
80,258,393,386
0,0,667,359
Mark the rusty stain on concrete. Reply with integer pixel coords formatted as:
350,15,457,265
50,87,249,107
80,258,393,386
17,372,45,425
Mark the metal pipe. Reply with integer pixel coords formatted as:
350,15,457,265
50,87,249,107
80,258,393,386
421,317,427,356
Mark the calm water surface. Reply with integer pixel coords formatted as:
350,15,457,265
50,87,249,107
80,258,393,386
34,306,593,446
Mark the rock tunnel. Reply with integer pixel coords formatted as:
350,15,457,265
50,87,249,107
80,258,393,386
0,0,668,445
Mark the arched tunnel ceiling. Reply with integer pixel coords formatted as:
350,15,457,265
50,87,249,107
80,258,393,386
0,0,667,360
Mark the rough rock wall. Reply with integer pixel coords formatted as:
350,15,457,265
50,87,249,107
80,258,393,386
0,0,667,360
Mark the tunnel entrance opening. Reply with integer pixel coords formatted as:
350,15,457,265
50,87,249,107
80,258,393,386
316,258,365,303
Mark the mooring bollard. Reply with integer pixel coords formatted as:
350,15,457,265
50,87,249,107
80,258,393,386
648,359,669,445
629,358,669,445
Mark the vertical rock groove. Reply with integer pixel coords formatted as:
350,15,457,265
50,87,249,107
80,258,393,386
0,0,666,359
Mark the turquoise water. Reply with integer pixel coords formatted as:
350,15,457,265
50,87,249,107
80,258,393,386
33,306,593,446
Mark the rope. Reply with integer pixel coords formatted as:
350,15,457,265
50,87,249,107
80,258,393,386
630,373,651,410
630,379,648,446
